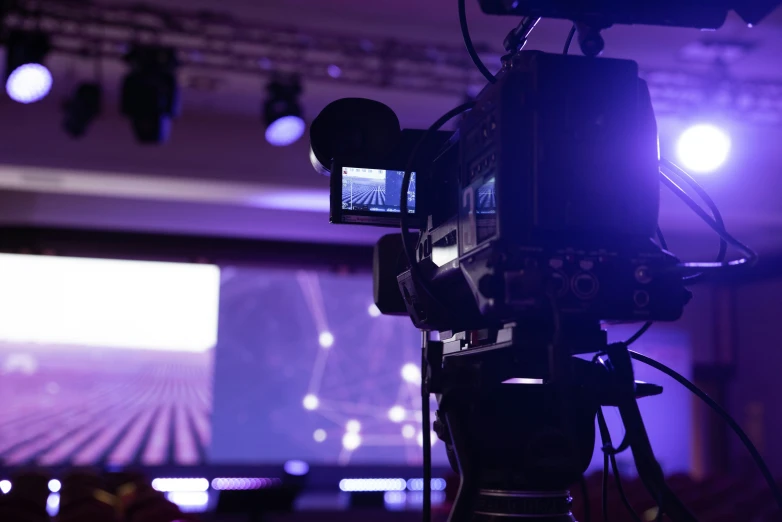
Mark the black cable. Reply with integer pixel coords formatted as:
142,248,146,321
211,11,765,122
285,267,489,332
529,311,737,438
661,159,728,265
421,332,431,522
628,350,782,513
602,448,610,522
580,474,593,522
609,452,642,522
631,158,744,345
458,0,496,84
625,322,653,347
661,159,728,287
563,25,576,55
597,408,644,522
659,173,757,274
400,102,475,306
594,356,645,522
606,343,697,522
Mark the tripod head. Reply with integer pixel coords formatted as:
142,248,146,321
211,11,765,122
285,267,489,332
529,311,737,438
425,321,664,521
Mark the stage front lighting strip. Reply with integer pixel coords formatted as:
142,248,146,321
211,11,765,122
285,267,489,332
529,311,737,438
151,477,209,492
210,478,281,491
339,478,407,492
406,478,447,491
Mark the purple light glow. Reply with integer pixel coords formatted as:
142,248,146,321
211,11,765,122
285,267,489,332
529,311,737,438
247,189,330,212
265,115,305,146
6,63,52,104
165,491,209,512
327,65,342,78
284,459,309,476
676,124,731,174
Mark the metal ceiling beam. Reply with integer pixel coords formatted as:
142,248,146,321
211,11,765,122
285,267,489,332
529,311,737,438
3,0,782,122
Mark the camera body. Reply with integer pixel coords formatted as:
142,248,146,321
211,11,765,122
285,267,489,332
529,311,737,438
385,52,690,331
313,52,692,334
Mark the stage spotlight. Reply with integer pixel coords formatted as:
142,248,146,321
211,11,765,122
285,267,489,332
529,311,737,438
264,76,305,147
283,460,309,477
676,123,731,174
63,82,102,138
121,45,180,144
318,331,334,348
401,363,421,384
342,431,362,451
388,405,406,423
5,31,52,104
302,394,319,410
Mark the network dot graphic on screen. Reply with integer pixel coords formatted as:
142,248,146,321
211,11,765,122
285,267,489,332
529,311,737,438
296,272,438,465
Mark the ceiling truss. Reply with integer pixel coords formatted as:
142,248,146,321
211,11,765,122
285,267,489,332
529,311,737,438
2,0,782,123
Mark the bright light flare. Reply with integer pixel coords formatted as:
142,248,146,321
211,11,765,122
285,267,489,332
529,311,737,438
165,491,209,512
346,419,361,433
342,431,362,451
265,115,305,147
0,254,219,352
46,493,60,516
676,124,731,174
318,331,334,348
339,478,406,492
313,429,327,442
48,479,61,493
6,63,52,104
303,394,319,411
388,405,406,423
284,459,309,476
368,303,381,317
151,477,209,492
401,363,421,384
0,480,11,494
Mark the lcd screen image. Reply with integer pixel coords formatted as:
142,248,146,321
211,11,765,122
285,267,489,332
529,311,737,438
341,167,416,214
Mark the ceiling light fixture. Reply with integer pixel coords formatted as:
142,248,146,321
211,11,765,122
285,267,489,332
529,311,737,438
5,31,52,104
120,45,180,144
264,76,305,147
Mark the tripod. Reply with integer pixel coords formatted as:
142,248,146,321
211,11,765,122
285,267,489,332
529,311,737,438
426,322,683,522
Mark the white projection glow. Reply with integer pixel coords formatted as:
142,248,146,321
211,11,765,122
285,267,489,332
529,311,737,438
0,254,220,352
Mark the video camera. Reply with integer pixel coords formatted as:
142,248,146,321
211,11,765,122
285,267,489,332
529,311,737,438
312,51,690,336
309,2,777,521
